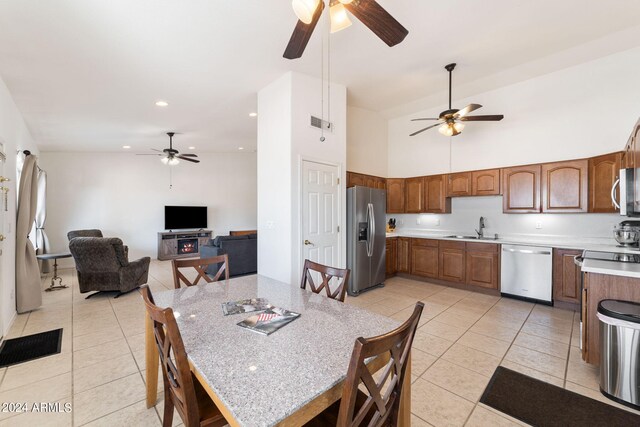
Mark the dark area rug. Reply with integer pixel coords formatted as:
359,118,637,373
480,366,640,426
0,328,63,368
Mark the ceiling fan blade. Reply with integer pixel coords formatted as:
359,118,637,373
410,118,440,121
137,154,162,156
344,0,408,47
460,115,504,121
454,104,483,118
150,148,163,152
177,155,200,163
179,153,198,157
283,1,324,59
410,122,442,137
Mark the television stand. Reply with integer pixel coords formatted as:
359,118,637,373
157,230,212,261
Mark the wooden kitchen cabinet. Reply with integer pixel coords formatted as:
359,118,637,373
347,172,386,189
466,242,499,289
397,237,410,273
439,240,466,283
425,175,451,213
552,248,582,304
405,177,425,213
472,169,501,196
411,238,439,278
385,238,397,277
541,160,588,213
582,273,640,365
502,165,541,213
588,152,621,213
386,178,405,213
447,172,472,197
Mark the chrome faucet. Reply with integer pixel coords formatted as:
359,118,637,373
475,216,485,238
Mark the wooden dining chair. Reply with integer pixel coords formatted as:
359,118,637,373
300,259,351,302
172,255,229,289
305,302,424,427
140,285,228,427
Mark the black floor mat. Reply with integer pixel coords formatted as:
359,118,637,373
0,328,63,368
480,366,640,426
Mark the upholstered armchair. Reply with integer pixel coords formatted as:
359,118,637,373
67,229,129,259
69,237,150,297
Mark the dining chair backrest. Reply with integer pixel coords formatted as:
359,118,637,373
140,285,201,427
172,255,229,289
337,302,424,427
300,259,350,302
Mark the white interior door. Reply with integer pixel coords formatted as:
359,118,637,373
0,144,6,338
302,161,340,271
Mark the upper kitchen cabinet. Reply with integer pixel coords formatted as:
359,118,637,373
346,172,386,189
472,169,501,196
541,160,588,213
502,165,541,213
386,178,405,213
425,175,451,213
588,152,621,213
405,177,425,213
447,172,472,197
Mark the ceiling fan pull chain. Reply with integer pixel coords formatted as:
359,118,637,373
327,10,331,133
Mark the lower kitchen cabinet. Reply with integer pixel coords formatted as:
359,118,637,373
397,237,410,273
552,248,582,304
411,239,439,278
385,238,397,277
439,241,466,283
466,242,499,289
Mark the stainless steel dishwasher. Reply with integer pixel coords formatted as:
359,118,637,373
500,244,553,304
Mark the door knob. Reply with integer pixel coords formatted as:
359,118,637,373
304,239,314,246
0,176,9,183
0,235,5,241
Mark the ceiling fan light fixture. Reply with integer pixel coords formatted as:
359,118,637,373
330,3,352,33
168,157,180,166
160,156,170,165
292,0,320,24
339,0,354,3
453,122,465,133
438,123,453,137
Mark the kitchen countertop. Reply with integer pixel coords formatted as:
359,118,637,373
580,258,640,279
384,229,635,253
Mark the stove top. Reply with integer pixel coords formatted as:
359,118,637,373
583,251,640,264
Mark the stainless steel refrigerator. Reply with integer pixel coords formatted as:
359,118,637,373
346,186,386,296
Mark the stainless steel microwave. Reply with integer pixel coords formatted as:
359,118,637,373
613,168,637,216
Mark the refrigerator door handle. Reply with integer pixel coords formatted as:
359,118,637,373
368,202,375,258
366,203,373,257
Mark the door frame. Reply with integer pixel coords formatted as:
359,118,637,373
0,141,5,339
296,156,345,284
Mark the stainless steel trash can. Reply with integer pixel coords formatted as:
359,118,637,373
597,299,640,410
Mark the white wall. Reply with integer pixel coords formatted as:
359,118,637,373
391,197,620,240
257,72,347,284
346,106,387,177
39,151,257,265
0,76,37,336
388,47,640,177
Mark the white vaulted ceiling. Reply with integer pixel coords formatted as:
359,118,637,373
0,0,639,152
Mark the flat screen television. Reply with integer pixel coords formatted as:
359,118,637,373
164,206,207,230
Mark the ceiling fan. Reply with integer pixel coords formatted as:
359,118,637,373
284,0,408,60
410,63,504,137
140,132,200,165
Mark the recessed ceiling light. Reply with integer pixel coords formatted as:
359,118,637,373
188,146,195,150
155,100,169,107
249,112,257,117
122,145,131,149
238,147,245,150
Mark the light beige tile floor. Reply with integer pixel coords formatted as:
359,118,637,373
1,261,639,426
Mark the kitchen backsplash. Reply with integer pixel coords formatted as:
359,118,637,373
387,196,621,239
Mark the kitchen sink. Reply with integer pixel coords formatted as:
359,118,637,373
444,235,499,241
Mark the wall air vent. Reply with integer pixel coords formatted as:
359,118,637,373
310,115,333,132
